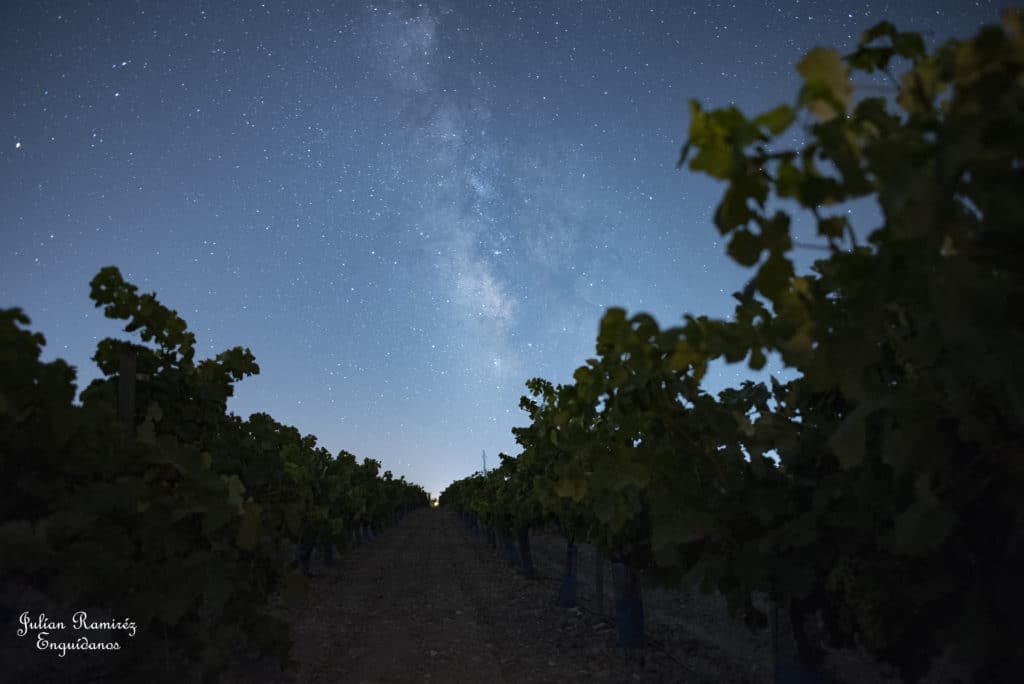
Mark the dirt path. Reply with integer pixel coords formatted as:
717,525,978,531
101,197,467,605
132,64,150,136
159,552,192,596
222,509,953,684
284,508,506,683
238,508,682,684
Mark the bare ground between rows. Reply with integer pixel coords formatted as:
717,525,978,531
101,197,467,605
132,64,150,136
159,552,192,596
227,509,710,684
227,511,963,684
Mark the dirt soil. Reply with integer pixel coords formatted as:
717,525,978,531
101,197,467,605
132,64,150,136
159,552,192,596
225,509,918,684
225,509,702,683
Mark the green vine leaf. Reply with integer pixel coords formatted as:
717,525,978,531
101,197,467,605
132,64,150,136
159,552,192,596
797,47,853,120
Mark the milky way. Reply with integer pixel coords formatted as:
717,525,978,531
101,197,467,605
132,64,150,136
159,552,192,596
0,1,1001,496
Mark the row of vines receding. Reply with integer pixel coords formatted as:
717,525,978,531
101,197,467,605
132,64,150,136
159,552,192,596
441,12,1024,684
1,266,429,682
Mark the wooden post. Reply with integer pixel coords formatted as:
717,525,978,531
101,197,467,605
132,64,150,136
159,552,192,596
118,352,136,435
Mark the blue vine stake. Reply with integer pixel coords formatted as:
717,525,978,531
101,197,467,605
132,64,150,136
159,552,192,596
502,533,520,565
517,529,535,578
558,540,578,608
774,665,823,684
611,561,644,647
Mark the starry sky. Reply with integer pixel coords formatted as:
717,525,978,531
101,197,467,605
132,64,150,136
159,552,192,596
1,1,1003,498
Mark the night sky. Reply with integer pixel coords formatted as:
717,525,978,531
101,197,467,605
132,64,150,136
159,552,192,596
2,1,1002,498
